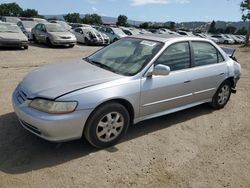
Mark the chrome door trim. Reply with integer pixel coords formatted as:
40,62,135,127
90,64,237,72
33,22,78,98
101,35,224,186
142,88,216,107
142,93,193,107
193,88,216,95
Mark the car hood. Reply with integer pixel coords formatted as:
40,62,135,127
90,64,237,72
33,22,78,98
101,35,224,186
19,59,123,99
0,32,28,41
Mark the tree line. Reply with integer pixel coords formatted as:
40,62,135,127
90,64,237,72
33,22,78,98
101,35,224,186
0,2,43,18
0,1,249,45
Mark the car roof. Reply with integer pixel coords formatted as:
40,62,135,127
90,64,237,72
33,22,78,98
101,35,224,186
129,34,208,43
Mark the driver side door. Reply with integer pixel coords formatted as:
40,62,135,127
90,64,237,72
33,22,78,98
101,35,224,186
140,42,194,118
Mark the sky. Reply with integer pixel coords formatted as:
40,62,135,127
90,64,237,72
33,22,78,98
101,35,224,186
0,0,244,22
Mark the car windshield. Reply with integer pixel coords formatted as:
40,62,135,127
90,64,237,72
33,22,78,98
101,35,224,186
22,21,37,28
87,38,163,76
0,24,21,33
57,21,71,30
112,28,125,35
46,24,67,32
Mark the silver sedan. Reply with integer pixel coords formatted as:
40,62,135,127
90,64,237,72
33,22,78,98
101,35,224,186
12,34,241,148
31,23,76,47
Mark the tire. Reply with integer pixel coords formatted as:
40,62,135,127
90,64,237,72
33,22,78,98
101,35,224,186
46,38,53,47
68,44,75,48
210,80,232,109
84,102,130,148
224,40,229,44
113,38,118,42
33,34,38,43
23,45,28,50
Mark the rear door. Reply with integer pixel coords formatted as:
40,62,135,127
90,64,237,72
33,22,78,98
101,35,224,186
188,41,227,102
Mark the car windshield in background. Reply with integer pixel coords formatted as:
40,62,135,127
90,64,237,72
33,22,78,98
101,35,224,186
0,24,21,33
46,24,66,32
57,21,71,30
87,38,163,76
22,21,37,28
112,28,125,35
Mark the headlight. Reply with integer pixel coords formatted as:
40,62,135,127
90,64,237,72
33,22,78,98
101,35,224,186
29,98,78,114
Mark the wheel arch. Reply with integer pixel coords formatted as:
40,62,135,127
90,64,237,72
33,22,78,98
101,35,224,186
84,98,135,132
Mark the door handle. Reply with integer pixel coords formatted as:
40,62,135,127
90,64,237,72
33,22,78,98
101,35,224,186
184,80,191,83
219,73,225,76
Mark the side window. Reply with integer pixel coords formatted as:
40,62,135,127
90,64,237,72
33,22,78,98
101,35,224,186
155,42,191,71
75,28,82,33
192,42,224,67
36,24,41,30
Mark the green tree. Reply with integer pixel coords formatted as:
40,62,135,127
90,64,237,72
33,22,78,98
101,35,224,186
20,9,43,18
240,0,250,45
64,13,81,23
225,26,237,34
235,27,247,35
0,2,23,16
169,22,176,30
208,20,216,33
139,22,149,29
82,14,102,25
116,15,128,26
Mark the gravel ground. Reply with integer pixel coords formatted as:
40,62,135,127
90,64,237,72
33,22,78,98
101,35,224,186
0,43,249,188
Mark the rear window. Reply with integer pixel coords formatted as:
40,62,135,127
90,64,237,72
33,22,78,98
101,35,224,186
192,42,224,67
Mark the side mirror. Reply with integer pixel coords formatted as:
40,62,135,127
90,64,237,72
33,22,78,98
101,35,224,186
153,64,171,76
146,64,171,77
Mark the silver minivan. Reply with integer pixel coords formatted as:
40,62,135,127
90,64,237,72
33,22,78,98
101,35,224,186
12,34,241,148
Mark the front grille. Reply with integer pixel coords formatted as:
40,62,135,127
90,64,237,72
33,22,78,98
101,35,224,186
16,89,27,104
20,120,41,135
60,36,71,39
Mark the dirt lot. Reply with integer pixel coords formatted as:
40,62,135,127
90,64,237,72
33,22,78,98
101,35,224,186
0,43,250,188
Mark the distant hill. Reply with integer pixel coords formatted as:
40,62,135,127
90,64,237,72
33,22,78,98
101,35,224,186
44,14,142,26
44,14,248,31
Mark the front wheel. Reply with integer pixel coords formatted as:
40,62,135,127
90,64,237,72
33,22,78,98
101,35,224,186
84,103,130,148
210,80,231,109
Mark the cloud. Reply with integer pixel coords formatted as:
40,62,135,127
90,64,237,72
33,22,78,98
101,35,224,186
92,7,98,12
130,0,169,6
129,0,190,6
175,0,190,4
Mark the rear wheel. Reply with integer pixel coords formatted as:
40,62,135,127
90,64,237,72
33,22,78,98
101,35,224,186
68,44,75,48
84,102,130,148
113,38,118,42
210,80,231,109
23,45,28,50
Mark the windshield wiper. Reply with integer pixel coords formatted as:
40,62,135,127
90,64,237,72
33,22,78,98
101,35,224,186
85,57,121,74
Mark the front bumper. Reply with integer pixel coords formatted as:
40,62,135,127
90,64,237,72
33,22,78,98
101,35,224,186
0,40,28,47
12,88,92,142
51,38,76,46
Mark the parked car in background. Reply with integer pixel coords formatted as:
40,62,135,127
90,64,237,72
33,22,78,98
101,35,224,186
0,22,28,49
159,28,180,35
121,27,141,36
31,23,76,47
49,20,72,31
1,16,21,24
210,34,234,44
73,27,109,45
20,17,48,24
95,26,127,42
12,34,241,148
17,20,38,40
70,23,91,29
194,33,219,43
226,34,244,44
177,30,195,36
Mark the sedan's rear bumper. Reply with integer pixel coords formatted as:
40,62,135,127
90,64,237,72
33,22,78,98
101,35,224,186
12,89,92,142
